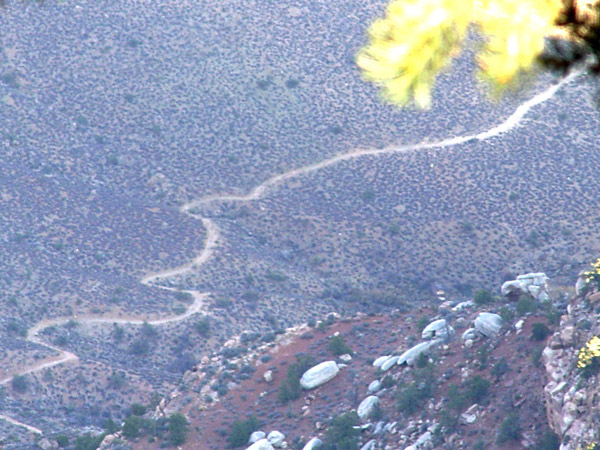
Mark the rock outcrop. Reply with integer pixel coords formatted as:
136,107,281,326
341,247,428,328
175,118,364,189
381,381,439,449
543,279,600,450
300,361,340,390
501,272,550,302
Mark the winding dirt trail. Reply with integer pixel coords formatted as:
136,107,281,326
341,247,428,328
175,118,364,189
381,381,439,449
0,72,579,435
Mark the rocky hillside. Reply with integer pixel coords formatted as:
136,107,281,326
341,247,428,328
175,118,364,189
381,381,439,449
543,269,600,450
46,269,600,450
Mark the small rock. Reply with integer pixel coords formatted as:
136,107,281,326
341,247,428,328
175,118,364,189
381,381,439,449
249,431,266,444
263,371,273,383
357,396,380,419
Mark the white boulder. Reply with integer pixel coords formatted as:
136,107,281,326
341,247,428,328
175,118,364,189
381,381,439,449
247,439,275,450
357,395,380,419
302,437,323,450
397,340,441,366
267,431,285,447
380,356,399,371
474,312,503,338
249,431,266,444
368,380,382,393
421,319,454,341
300,361,340,390
372,355,391,368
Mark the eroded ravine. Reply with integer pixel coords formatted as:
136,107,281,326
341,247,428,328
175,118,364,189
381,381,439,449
0,72,580,435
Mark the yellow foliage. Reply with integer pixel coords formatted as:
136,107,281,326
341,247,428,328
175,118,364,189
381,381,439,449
357,0,566,108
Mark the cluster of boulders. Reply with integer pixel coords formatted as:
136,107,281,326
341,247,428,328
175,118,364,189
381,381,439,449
247,430,289,450
501,272,550,302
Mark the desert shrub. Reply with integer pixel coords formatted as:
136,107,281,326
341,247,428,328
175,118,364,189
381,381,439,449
130,403,146,416
416,316,430,333
531,323,552,341
329,335,352,356
122,416,144,438
464,375,490,404
11,374,29,393
499,306,515,323
74,433,105,450
169,413,188,446
516,295,536,315
491,357,510,380
321,412,360,450
496,412,522,444
194,317,211,337
380,375,395,389
228,415,259,448
278,354,315,404
396,382,432,415
446,383,466,412
533,429,560,450
474,289,494,305
55,435,69,447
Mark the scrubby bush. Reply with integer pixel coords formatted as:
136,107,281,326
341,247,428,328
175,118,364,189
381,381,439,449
11,374,29,393
531,322,552,341
464,375,490,404
474,289,494,305
194,317,211,337
496,412,522,444
329,335,352,356
516,295,536,315
416,316,430,333
228,415,259,448
277,354,315,404
533,429,560,450
321,412,360,450
491,357,510,381
169,413,188,446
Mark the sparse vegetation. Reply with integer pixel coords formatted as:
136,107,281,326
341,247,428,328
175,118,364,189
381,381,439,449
228,415,259,448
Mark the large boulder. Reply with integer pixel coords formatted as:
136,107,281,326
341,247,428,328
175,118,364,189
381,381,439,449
368,380,382,393
300,361,340,390
302,438,323,450
249,431,266,444
397,340,441,366
380,355,399,371
267,431,285,447
357,395,380,419
372,355,391,368
474,312,503,338
501,272,550,302
421,319,454,341
247,439,275,450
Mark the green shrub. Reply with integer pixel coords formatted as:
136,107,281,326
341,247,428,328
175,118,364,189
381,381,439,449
464,376,490,404
321,412,360,450
74,433,105,450
531,323,552,341
130,403,146,416
496,412,522,444
533,429,560,450
277,354,315,404
122,416,144,438
491,357,510,381
531,346,544,368
169,413,188,446
416,316,430,333
11,374,29,393
516,295,536,315
55,435,69,448
194,317,211,337
474,289,494,305
499,306,515,323
329,335,352,356
446,383,466,412
228,415,259,448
